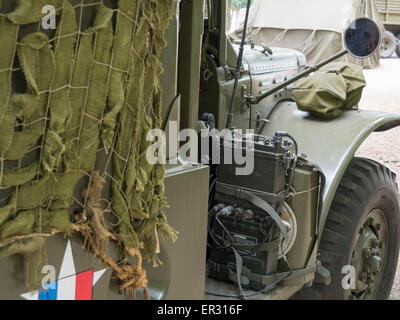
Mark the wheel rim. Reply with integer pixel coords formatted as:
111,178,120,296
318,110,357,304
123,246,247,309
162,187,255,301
380,33,396,57
348,209,389,300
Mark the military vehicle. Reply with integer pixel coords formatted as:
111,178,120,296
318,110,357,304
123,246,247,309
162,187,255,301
0,0,399,301
375,0,400,57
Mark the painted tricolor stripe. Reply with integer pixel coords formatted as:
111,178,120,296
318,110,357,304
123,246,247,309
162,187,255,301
20,241,107,301
75,270,93,300
38,270,93,300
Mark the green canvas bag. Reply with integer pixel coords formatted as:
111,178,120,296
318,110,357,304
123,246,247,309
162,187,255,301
293,62,366,119
293,69,347,119
321,62,366,110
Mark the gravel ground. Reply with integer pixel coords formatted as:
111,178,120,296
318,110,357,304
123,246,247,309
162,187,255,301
355,57,400,299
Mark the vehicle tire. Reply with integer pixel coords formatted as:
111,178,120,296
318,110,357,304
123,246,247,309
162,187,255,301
380,31,397,58
292,157,400,300
395,34,400,58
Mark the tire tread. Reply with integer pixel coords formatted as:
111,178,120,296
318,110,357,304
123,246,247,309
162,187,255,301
292,157,399,299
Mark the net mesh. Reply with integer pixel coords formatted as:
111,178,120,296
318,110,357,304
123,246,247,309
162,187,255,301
0,0,177,298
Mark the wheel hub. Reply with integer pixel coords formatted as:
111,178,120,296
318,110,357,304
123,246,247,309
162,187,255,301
349,209,388,300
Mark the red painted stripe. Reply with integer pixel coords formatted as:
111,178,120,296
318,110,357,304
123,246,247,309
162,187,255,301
75,270,93,300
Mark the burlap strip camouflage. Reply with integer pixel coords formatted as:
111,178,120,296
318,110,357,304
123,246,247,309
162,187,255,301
0,0,177,298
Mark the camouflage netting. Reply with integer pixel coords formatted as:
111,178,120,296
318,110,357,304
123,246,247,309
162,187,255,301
0,0,177,298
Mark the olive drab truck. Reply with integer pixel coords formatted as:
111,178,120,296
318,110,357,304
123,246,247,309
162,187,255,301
374,0,400,57
0,0,399,301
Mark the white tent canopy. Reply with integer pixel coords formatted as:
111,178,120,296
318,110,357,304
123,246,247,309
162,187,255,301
249,0,356,32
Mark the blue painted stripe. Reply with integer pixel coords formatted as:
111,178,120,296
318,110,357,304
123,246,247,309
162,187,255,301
39,281,58,300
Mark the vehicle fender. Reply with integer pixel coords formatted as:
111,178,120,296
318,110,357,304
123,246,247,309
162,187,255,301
261,101,400,234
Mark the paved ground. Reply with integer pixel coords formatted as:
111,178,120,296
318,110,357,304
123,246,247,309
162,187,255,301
355,57,400,299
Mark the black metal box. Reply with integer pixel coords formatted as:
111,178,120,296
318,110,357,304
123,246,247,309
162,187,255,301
207,208,280,291
217,134,291,194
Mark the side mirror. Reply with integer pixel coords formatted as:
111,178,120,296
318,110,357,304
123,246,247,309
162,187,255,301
344,17,381,59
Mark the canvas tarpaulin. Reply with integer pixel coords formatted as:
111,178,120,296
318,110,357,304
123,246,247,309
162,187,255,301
0,0,177,298
234,0,385,68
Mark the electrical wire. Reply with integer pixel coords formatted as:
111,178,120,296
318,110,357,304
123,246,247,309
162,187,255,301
205,239,293,299
276,133,299,215
235,132,299,253
208,177,217,209
205,133,299,299
206,205,294,299
207,207,232,250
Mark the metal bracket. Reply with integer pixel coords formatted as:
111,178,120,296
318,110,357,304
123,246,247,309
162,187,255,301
315,260,331,286
227,260,329,288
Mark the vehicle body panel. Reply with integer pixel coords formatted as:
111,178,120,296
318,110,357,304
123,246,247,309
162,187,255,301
0,164,209,300
261,102,400,256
